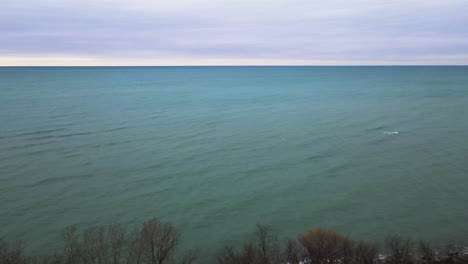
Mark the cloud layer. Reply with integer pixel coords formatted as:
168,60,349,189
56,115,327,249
2,0,468,65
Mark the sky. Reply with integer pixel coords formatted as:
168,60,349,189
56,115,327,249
1,0,468,66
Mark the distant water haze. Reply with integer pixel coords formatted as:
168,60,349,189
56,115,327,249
0,66,467,259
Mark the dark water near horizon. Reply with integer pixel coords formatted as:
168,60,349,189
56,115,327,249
1,66,467,260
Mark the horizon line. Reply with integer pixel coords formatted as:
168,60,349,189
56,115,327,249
1,64,468,67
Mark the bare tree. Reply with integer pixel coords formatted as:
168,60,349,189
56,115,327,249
81,227,100,264
80,225,124,264
0,239,7,264
63,224,126,264
255,225,271,264
140,218,179,264
341,238,354,264
96,227,109,264
0,239,24,264
254,224,281,264
418,241,436,264
283,239,302,264
63,226,81,264
217,246,240,264
242,242,258,264
7,219,468,264
23,254,63,264
127,227,145,264
385,235,413,264
354,241,379,264
108,224,126,264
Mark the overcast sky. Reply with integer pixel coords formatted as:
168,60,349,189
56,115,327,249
1,0,468,65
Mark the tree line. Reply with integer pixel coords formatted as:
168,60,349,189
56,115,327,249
1,218,466,264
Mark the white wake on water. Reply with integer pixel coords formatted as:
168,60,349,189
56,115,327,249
384,131,399,135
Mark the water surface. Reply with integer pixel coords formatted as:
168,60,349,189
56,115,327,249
1,66,467,258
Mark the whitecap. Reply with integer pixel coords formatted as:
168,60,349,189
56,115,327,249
384,131,399,135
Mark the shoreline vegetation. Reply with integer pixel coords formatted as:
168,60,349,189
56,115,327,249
1,218,467,264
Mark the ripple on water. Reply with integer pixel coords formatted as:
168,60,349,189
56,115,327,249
0,128,67,140
2,66,468,258
29,173,94,188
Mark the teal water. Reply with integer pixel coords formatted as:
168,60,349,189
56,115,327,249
1,66,467,259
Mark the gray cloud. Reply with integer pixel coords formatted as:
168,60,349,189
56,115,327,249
1,0,468,65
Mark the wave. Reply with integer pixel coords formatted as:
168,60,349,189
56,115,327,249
0,128,67,139
365,125,386,132
29,173,94,187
